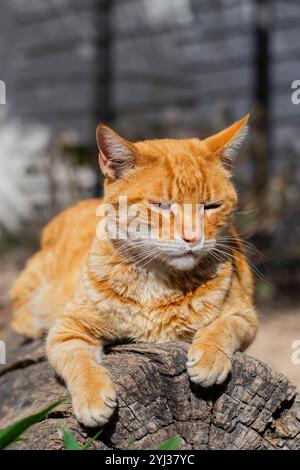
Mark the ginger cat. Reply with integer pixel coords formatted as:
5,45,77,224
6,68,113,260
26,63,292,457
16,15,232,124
10,115,257,427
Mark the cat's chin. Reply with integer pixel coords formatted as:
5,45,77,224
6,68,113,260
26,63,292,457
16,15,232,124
166,253,199,271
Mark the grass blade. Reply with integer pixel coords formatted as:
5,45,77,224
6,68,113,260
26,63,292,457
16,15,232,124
0,398,64,450
60,428,83,450
60,428,102,450
155,435,181,450
81,430,102,450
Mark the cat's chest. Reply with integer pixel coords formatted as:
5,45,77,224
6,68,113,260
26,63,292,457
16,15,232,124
84,263,230,342
100,277,224,342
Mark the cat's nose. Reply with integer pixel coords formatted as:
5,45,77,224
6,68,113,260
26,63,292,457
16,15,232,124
182,234,200,246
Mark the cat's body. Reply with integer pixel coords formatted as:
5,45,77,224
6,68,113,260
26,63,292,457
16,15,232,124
11,199,252,343
10,116,257,427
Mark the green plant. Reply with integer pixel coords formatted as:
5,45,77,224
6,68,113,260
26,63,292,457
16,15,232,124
155,435,181,450
60,428,101,450
124,435,181,451
0,399,64,450
61,428,181,451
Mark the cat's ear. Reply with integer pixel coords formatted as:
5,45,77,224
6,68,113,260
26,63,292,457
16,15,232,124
202,114,249,168
96,124,136,180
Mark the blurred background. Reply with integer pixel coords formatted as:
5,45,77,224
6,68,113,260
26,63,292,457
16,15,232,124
0,0,299,388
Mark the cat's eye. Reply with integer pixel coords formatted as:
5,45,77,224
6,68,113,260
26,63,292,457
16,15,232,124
204,202,223,210
151,202,171,211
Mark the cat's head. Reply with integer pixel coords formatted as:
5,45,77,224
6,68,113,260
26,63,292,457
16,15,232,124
96,115,249,272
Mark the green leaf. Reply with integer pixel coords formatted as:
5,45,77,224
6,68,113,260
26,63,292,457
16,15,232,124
0,398,65,450
81,431,102,450
61,428,102,450
60,428,83,450
155,435,181,450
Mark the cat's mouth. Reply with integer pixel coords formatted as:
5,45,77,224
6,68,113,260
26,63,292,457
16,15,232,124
172,252,195,259
166,250,200,271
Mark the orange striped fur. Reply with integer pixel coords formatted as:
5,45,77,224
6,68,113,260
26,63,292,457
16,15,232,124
10,115,257,427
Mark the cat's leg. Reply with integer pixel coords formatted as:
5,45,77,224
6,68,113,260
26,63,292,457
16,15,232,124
187,305,257,387
46,312,117,427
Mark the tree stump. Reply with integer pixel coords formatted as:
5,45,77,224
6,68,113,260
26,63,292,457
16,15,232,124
0,330,299,450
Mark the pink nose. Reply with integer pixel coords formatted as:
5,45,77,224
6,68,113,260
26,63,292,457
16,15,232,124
182,234,200,245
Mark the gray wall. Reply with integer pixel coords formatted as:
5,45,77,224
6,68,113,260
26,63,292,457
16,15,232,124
1,0,300,159
112,0,255,140
271,0,300,168
2,0,103,142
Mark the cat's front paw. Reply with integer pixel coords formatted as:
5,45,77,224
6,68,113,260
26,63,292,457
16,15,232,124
187,342,231,387
72,376,117,428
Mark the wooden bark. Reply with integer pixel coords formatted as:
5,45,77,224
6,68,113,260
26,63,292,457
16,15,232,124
0,330,299,450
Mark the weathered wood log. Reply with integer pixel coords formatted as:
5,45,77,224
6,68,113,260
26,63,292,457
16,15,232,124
0,330,299,450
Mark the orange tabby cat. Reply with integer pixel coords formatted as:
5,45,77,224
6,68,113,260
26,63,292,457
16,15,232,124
10,115,257,427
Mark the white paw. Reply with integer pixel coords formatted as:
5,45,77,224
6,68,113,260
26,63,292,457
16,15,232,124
72,386,117,428
187,344,231,387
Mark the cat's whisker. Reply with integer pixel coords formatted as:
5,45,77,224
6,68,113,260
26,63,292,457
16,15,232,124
217,241,262,258
99,247,162,277
216,238,265,261
211,246,267,282
91,240,152,265
110,245,165,268
135,250,165,272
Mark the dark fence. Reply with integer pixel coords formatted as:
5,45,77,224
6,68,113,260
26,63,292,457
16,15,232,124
1,0,300,170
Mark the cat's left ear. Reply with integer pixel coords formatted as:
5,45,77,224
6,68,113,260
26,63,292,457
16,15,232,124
202,114,249,168
96,124,136,180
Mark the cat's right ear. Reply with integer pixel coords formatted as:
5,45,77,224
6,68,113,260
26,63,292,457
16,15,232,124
96,125,136,180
